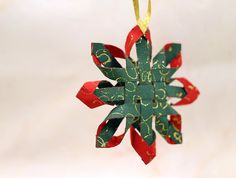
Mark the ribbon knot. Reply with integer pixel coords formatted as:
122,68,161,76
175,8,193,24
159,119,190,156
133,0,152,33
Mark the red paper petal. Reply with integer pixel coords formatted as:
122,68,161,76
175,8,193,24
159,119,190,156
96,121,125,148
173,77,200,106
104,44,126,59
125,25,152,57
76,81,105,108
165,136,176,144
130,127,156,164
170,53,182,68
169,114,182,130
164,43,182,68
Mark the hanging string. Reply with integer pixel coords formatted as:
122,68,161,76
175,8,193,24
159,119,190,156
132,0,151,33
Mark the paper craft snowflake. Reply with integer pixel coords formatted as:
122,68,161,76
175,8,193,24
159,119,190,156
76,25,199,164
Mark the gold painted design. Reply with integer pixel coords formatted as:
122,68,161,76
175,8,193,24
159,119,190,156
100,90,108,95
117,95,124,101
159,68,170,76
173,132,182,143
143,115,152,122
109,112,123,118
141,71,152,82
141,121,151,136
185,97,191,101
125,68,138,80
146,151,154,156
126,113,135,118
99,95,109,102
153,101,158,109
96,49,111,65
176,92,183,97
97,136,107,147
188,85,194,90
162,102,168,109
134,103,140,114
140,98,149,106
155,89,166,100
157,122,167,133
125,82,136,92
92,99,103,105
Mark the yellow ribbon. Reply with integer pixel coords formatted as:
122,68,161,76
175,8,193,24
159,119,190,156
133,0,151,33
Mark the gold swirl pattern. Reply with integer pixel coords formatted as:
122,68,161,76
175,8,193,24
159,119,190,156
153,100,159,109
125,68,138,80
96,49,112,65
155,88,166,100
173,132,182,143
141,71,152,82
125,82,136,92
97,136,106,147
159,67,170,76
156,120,167,134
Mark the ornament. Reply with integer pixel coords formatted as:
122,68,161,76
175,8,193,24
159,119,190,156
76,0,199,164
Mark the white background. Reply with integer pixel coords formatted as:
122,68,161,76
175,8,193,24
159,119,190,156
0,0,235,177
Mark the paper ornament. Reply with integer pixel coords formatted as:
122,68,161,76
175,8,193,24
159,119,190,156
76,0,199,164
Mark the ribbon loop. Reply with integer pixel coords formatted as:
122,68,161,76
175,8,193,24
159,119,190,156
133,0,151,33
